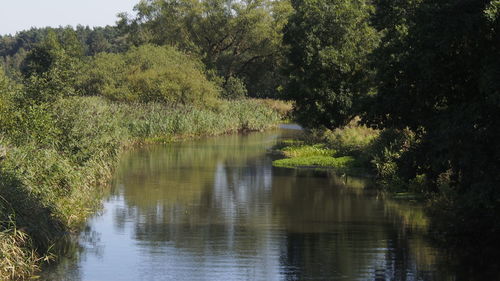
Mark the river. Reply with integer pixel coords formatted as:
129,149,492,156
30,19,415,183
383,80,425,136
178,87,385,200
41,126,461,281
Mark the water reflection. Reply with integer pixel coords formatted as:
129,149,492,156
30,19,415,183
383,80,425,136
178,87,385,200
42,129,456,281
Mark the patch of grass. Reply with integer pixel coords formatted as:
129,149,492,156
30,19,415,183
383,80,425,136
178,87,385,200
281,144,336,158
323,122,379,155
273,155,355,169
271,122,375,175
0,227,39,281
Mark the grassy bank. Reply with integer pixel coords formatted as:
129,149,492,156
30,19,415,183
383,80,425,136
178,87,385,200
271,123,435,204
271,122,378,175
0,96,281,280
272,142,358,171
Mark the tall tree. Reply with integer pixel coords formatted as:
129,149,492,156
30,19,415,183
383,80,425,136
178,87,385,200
283,0,380,129
120,0,291,97
20,29,84,103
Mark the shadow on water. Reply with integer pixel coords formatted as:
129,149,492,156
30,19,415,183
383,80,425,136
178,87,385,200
41,127,500,281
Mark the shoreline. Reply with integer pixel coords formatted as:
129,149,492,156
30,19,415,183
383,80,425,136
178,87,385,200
0,97,284,280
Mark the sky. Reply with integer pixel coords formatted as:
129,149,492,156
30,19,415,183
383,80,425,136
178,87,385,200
0,0,138,35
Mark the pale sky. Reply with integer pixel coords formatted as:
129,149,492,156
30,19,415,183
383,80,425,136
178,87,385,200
0,0,139,35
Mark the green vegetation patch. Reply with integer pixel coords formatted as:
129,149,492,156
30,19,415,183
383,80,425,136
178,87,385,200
80,44,220,107
281,144,336,158
273,155,355,169
271,129,373,174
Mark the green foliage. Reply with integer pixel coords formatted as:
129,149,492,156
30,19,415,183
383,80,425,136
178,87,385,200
272,138,361,172
284,0,380,129
365,0,500,203
221,76,247,100
284,0,500,247
0,95,280,280
122,0,292,98
0,66,11,111
52,98,126,165
366,129,417,190
273,155,356,170
20,29,84,104
1,104,61,148
322,121,380,155
80,44,220,107
0,26,128,73
280,144,336,158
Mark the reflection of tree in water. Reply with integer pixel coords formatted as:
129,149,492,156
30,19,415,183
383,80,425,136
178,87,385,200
46,129,461,280
272,169,448,281
113,131,282,258
40,130,485,280
116,133,446,280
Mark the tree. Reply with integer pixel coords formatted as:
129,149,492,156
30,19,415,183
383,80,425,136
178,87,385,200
120,0,291,98
79,44,220,107
283,0,380,129
366,0,500,243
86,30,112,55
20,29,84,104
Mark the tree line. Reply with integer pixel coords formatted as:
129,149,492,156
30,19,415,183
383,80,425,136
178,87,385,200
284,0,500,254
1,0,292,99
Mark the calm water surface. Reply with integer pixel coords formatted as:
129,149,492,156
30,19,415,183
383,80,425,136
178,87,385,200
42,127,458,281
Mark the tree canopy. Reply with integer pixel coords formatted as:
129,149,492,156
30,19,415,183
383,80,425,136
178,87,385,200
120,0,292,98
283,0,380,129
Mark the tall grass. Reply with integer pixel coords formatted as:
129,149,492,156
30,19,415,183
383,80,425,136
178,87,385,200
0,96,281,280
119,98,281,140
0,226,40,281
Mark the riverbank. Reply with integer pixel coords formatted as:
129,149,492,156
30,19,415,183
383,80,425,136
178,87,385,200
0,96,283,280
270,123,428,199
39,130,448,281
270,122,378,176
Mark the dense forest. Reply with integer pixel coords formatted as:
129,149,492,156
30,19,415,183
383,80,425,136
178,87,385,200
283,0,500,253
1,0,499,279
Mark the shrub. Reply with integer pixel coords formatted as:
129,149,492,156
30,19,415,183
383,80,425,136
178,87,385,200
80,44,220,107
323,120,379,155
367,129,418,190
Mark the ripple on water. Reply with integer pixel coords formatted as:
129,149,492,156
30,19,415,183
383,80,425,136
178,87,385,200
41,130,454,281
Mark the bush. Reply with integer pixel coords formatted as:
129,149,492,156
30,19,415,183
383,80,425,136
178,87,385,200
52,97,127,164
79,45,220,107
367,129,418,190
323,120,379,155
